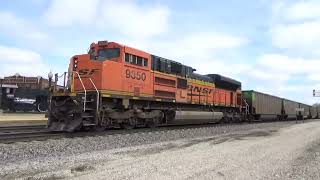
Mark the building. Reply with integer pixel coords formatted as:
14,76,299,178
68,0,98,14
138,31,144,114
0,74,49,90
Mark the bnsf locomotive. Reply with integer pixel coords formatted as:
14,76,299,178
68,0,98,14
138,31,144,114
48,40,316,132
48,40,244,132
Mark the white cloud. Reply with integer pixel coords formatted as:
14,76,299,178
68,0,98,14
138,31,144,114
258,54,320,76
0,11,49,42
278,84,320,104
0,46,49,77
101,1,169,38
271,21,320,52
266,1,320,104
307,73,320,81
270,1,320,54
170,32,247,59
44,0,99,27
284,0,320,21
44,0,170,38
0,46,41,64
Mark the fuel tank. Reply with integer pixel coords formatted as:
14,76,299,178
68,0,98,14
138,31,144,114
171,110,223,124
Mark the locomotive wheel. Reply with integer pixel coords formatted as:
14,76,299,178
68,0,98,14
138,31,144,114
99,109,112,129
146,117,159,128
120,118,136,130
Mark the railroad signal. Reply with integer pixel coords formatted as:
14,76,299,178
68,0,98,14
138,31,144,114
313,90,320,97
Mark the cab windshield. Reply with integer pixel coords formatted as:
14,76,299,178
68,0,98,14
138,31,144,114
97,48,120,61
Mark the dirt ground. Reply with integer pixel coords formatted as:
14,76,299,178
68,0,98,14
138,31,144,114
70,121,320,180
3,120,319,180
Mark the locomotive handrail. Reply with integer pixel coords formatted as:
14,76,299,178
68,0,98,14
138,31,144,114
89,78,100,124
73,71,87,112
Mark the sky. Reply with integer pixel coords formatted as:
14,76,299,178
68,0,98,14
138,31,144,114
0,0,320,104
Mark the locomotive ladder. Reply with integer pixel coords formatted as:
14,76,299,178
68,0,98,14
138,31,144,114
89,78,100,125
74,71,87,111
242,99,250,115
73,72,100,112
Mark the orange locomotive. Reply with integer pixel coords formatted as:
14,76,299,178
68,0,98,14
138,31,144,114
48,40,242,132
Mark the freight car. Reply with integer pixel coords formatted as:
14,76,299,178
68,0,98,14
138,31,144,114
242,90,283,120
47,40,313,132
283,99,300,120
310,106,319,119
242,91,312,121
299,103,311,119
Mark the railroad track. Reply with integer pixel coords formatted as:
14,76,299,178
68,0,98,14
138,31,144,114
0,120,310,144
0,131,65,144
0,125,62,143
0,123,234,144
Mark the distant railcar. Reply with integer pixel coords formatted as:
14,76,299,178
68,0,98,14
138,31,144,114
310,106,319,119
299,103,311,119
242,91,314,121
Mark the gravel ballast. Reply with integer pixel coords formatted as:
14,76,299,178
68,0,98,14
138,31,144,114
0,120,320,179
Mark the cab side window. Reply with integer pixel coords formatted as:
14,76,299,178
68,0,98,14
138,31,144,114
125,53,148,67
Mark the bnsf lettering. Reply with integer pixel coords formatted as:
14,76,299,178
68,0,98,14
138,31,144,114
125,69,146,81
188,85,213,94
78,69,99,76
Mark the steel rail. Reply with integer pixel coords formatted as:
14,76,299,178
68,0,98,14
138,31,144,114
0,119,313,144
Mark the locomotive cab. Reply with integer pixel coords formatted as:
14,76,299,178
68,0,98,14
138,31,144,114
70,41,153,97
70,41,123,92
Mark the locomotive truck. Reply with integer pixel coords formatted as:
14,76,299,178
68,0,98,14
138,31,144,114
48,40,312,132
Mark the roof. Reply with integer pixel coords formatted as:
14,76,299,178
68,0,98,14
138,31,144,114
206,74,241,91
207,74,241,86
